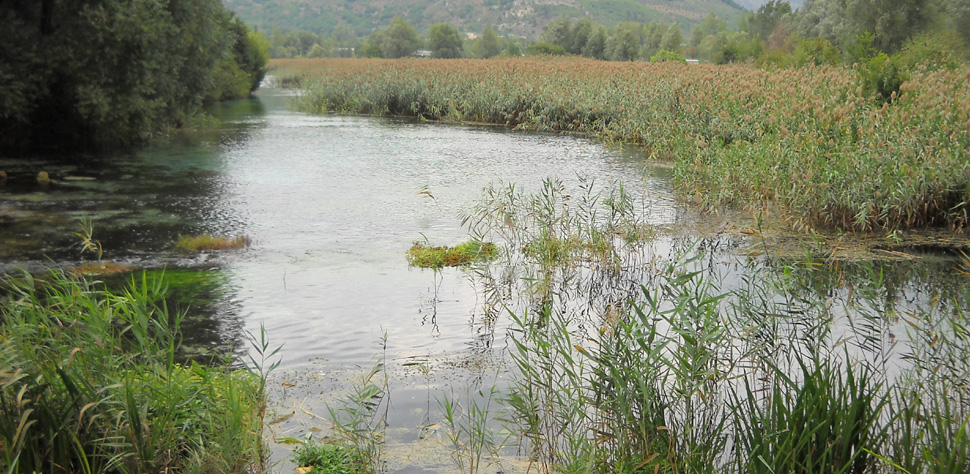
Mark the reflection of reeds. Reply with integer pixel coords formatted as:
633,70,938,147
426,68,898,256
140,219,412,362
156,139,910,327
274,57,970,231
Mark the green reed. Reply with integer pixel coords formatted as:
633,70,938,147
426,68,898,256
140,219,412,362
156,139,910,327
278,57,970,231
0,270,271,473
430,179,970,474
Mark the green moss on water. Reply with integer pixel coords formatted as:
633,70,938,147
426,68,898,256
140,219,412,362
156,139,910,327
406,240,498,269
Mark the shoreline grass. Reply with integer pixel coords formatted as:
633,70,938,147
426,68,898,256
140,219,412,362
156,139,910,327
0,270,271,473
271,57,970,233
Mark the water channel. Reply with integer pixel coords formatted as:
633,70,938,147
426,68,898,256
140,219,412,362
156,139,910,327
1,83,967,473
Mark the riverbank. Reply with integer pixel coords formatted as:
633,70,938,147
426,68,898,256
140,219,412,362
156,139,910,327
271,57,970,237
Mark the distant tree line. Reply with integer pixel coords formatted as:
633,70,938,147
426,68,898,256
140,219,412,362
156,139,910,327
267,17,506,60
267,0,969,69
0,0,269,153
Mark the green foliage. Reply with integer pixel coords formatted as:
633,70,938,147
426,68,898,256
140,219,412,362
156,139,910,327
428,23,463,59
650,49,687,62
406,240,498,268
0,0,265,152
734,353,888,474
0,270,270,473
381,17,422,59
293,437,364,474
526,42,568,56
473,26,503,59
857,52,907,103
893,29,968,72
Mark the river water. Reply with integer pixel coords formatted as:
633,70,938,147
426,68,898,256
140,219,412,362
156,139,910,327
1,84,966,473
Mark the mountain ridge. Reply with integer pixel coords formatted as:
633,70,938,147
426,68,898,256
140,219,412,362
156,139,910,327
225,0,749,37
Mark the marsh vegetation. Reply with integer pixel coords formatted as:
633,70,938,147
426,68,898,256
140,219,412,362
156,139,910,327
274,57,970,234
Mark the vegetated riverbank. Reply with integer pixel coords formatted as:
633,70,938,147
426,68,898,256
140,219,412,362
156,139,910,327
0,270,274,472
271,57,970,238
287,177,970,474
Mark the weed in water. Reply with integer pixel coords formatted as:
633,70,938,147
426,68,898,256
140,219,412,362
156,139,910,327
406,239,498,268
177,233,250,251
293,435,363,474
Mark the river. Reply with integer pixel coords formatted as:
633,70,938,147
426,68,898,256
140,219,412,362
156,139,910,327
1,83,966,473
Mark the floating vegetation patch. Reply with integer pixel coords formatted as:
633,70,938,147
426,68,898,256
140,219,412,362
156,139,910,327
177,233,250,251
68,260,133,276
406,240,498,268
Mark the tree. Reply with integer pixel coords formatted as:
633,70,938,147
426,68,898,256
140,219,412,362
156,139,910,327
475,26,502,58
582,26,608,59
689,13,728,52
381,16,422,58
609,22,641,61
0,0,265,152
543,16,572,51
428,23,463,58
660,24,684,53
569,18,594,55
748,0,793,41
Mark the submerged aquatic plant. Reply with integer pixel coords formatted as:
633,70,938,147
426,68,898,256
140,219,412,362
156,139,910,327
177,233,250,251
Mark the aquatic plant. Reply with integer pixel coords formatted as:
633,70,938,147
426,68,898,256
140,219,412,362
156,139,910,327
405,177,970,474
274,57,970,232
177,233,250,252
0,270,271,473
292,436,363,474
326,334,390,474
405,240,498,268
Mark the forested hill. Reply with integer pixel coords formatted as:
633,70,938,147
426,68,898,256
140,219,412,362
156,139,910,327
225,0,746,37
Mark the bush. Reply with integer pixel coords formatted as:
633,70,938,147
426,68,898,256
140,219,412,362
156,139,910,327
650,49,687,63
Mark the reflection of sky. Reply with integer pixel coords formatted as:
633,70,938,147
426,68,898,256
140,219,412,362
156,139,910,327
218,91,680,369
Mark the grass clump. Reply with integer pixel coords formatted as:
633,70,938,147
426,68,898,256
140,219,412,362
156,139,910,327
0,270,272,473
406,240,497,268
293,437,365,474
176,233,250,252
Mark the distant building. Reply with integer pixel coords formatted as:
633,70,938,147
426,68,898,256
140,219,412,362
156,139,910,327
686,59,699,64
414,50,432,58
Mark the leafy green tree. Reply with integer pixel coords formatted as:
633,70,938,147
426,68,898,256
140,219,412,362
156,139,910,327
543,16,573,51
609,22,641,61
641,22,666,58
582,26,609,59
748,0,793,41
569,18,595,55
428,23,463,58
0,0,263,152
381,16,422,58
660,24,684,53
475,26,502,58
689,13,728,53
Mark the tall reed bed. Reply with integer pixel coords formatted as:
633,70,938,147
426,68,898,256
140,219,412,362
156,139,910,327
433,180,970,473
0,270,273,473
272,57,970,232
